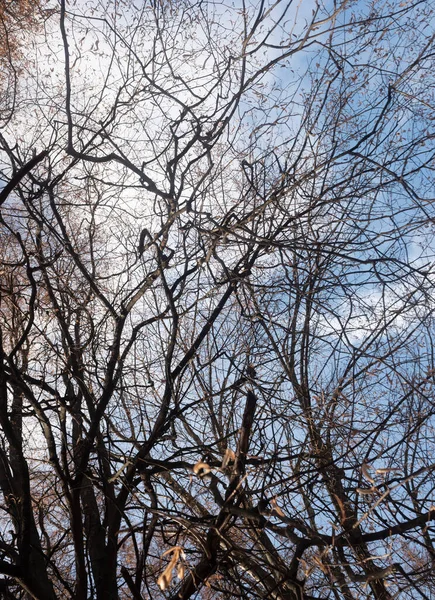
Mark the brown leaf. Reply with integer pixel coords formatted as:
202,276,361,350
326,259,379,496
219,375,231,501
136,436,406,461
157,562,175,591
362,462,375,484
157,547,186,590
356,487,377,495
193,461,212,477
375,467,401,474
312,554,328,574
333,494,347,524
222,448,236,469
271,496,285,517
177,563,185,580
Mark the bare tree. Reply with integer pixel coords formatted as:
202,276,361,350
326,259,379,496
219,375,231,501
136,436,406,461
1,0,435,598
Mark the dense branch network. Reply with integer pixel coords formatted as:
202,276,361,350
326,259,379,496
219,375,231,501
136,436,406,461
0,0,435,599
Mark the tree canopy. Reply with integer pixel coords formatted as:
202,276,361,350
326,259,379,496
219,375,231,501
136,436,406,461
1,0,435,598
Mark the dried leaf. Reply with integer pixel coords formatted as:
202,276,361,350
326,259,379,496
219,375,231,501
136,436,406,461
193,461,212,477
162,546,185,560
356,487,377,495
271,496,285,517
157,562,174,591
107,461,130,483
222,448,236,469
362,462,375,484
298,557,314,577
177,563,185,580
157,547,186,590
333,493,347,524
312,554,328,574
375,467,401,474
